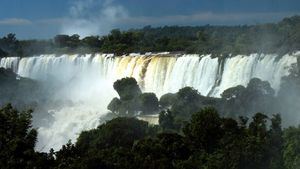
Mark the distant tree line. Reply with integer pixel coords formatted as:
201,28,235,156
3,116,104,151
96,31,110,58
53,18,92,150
0,16,300,57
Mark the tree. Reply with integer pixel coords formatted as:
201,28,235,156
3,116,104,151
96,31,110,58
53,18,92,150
249,113,268,139
159,93,177,109
0,104,37,168
54,35,70,48
0,48,7,57
247,78,275,96
133,133,190,168
221,85,246,100
81,36,102,48
69,34,80,48
113,77,142,101
0,33,22,56
246,113,270,169
171,87,202,119
108,78,143,116
54,34,80,48
183,107,223,153
76,117,149,151
107,97,121,113
220,78,276,117
55,140,81,169
283,126,300,169
138,93,159,114
268,114,284,169
159,110,175,130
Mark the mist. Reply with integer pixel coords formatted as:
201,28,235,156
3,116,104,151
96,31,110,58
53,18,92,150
60,0,128,37
0,55,119,151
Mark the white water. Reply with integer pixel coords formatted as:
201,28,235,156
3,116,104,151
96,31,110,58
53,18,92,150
0,53,298,151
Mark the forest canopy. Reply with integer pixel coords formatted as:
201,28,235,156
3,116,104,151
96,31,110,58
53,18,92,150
0,15,299,57
2,102,300,169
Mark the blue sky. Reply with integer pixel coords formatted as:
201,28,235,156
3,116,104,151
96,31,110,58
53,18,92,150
0,0,299,39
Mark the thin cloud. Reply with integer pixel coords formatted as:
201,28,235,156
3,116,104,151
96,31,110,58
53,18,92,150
31,11,300,29
0,18,32,26
37,18,65,25
121,12,300,25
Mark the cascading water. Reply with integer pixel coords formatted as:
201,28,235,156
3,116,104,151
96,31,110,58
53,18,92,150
0,53,298,151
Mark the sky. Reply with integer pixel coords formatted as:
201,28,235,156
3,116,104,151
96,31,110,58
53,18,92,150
0,0,299,39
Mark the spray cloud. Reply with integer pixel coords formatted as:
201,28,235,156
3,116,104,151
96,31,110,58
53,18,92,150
61,0,128,37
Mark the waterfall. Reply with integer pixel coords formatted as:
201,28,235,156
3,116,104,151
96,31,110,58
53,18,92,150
0,57,19,72
1,53,297,97
211,54,297,96
0,53,298,151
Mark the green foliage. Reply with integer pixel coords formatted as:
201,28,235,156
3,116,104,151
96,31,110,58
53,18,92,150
159,110,176,131
2,102,300,169
1,16,300,56
54,34,80,49
108,77,142,116
159,93,177,109
81,36,102,52
133,132,190,168
138,93,159,114
155,77,279,131
113,77,142,101
283,126,300,169
108,78,160,116
54,141,80,169
269,114,284,169
50,107,297,169
183,107,223,153
107,97,122,113
101,29,141,55
221,78,276,117
0,33,22,56
221,85,246,100
0,104,38,168
171,87,203,118
0,48,8,57
76,117,149,151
